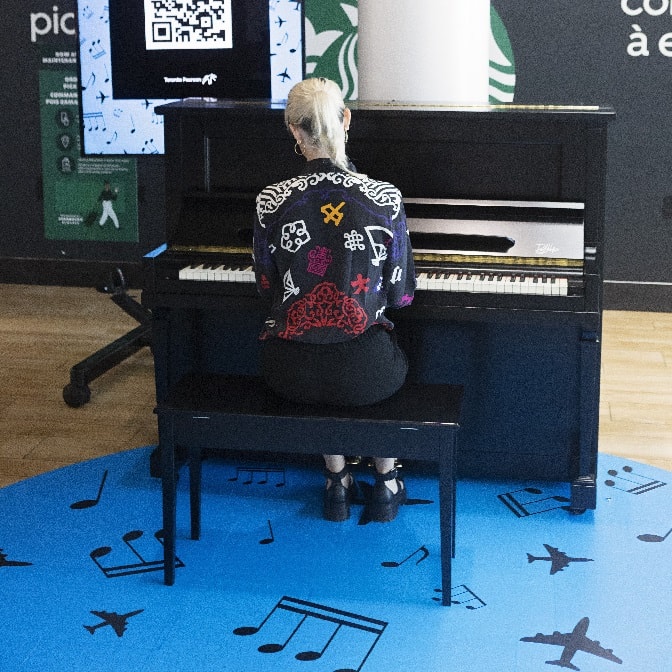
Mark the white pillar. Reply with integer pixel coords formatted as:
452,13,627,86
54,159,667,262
358,0,491,103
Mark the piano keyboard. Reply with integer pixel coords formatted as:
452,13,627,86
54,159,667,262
416,270,569,296
178,263,256,283
178,264,569,296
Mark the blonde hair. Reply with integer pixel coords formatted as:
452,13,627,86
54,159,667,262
285,78,349,171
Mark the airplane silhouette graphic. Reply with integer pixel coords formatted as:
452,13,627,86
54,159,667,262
527,544,594,575
84,609,144,637
0,549,32,567
521,616,623,670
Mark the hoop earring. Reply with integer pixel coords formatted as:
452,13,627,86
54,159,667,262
344,131,349,144
294,142,303,156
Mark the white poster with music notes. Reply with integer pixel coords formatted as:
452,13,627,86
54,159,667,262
78,0,303,155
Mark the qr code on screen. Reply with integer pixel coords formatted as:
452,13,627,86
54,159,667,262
144,0,233,50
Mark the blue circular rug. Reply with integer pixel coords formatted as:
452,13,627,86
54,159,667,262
1,447,670,671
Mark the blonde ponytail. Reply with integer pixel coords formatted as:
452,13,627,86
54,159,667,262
285,78,350,171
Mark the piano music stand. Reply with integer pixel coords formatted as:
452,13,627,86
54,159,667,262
62,268,152,408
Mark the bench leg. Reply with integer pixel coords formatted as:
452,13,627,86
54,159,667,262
438,432,456,606
189,447,202,540
159,413,177,586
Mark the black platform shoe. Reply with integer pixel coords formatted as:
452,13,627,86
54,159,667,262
323,467,357,522
369,468,407,523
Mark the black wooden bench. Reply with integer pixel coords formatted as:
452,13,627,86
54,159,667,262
155,373,463,605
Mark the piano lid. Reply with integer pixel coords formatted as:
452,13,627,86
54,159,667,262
405,198,585,263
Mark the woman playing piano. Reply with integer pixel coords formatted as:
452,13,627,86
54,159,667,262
253,77,416,523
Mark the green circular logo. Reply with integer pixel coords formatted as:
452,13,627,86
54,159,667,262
304,2,516,103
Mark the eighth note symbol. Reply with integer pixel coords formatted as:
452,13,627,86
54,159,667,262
381,545,429,568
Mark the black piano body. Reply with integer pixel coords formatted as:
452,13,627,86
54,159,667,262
144,99,614,512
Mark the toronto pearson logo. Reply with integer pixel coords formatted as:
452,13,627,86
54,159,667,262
162,74,218,85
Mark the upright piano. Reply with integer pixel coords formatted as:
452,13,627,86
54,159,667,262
144,99,614,512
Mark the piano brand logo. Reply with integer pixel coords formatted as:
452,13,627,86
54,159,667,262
535,243,561,256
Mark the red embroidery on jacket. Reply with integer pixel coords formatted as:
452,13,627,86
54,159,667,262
279,281,368,339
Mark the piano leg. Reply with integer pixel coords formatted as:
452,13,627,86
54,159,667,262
159,411,177,585
571,474,597,514
570,331,601,513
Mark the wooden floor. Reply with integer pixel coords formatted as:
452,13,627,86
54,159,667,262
0,283,670,488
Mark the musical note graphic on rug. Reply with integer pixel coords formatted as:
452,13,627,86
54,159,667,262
90,529,184,577
605,465,666,495
637,527,672,543
433,584,486,609
234,596,387,671
497,486,571,517
229,466,286,487
381,545,429,568
70,470,108,509
259,520,275,545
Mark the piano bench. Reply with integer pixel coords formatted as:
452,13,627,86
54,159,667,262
155,373,463,605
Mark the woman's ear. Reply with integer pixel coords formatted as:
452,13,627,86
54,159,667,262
343,108,351,131
288,123,303,144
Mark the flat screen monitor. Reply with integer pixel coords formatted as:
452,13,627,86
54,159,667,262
77,0,304,155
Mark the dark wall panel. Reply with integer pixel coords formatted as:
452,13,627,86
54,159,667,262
1,0,670,308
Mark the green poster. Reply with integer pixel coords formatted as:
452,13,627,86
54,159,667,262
39,63,138,242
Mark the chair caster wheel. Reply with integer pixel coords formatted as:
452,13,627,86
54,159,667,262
63,383,91,408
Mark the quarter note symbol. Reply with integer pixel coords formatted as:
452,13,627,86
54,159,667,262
71,470,108,509
259,520,275,545
381,545,429,568
637,527,672,543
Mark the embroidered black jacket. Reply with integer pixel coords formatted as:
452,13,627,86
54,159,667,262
254,158,415,343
